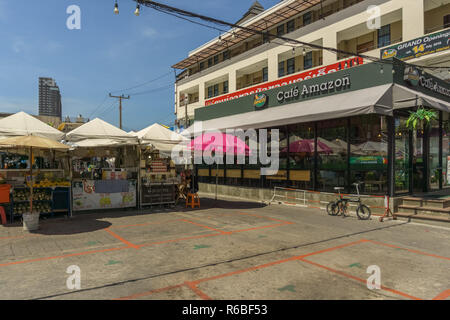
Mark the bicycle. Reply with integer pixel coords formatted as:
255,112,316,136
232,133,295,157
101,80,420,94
327,183,371,220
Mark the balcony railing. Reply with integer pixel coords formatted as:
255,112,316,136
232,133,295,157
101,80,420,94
425,24,450,34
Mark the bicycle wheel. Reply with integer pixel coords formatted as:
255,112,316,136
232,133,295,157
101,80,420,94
356,204,371,220
327,202,337,216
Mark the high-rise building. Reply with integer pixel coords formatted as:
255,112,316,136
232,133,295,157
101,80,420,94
39,77,62,119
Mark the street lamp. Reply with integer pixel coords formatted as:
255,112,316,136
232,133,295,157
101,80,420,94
135,4,141,16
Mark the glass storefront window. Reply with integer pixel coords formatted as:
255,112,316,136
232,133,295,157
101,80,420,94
264,127,287,189
350,115,388,195
395,117,410,194
429,116,440,191
287,123,314,190
443,113,450,188
317,119,347,192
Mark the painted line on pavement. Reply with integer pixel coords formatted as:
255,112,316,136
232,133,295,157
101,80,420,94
298,257,421,300
433,289,450,300
367,239,450,261
0,246,128,268
105,229,140,249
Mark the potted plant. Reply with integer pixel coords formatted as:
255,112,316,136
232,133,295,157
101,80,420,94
406,108,437,130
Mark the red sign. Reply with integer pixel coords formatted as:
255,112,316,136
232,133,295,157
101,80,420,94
205,57,364,106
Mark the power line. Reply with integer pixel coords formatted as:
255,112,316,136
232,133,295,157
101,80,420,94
109,70,172,94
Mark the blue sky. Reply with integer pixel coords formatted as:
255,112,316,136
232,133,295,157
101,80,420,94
0,0,279,132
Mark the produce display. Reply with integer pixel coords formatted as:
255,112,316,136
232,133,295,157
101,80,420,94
27,178,71,188
12,188,52,215
13,202,51,215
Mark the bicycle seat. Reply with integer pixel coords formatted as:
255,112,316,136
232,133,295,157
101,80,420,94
353,182,363,186
334,187,345,191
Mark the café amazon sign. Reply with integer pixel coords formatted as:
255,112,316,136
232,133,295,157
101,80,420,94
195,62,391,122
381,28,450,61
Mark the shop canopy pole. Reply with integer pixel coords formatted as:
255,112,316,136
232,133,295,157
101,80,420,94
29,146,33,214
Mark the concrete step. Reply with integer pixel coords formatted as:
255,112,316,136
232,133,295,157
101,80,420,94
395,212,450,223
397,204,450,218
401,197,450,209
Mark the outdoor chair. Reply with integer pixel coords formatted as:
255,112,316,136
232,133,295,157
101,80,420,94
186,192,200,209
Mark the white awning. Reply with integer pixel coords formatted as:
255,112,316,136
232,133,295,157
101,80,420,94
187,84,393,133
393,84,450,112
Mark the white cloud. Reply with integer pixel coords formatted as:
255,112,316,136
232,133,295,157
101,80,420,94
141,27,157,38
12,39,26,53
0,96,36,115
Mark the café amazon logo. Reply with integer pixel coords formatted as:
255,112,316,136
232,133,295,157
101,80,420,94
381,48,398,59
404,66,420,86
253,93,268,109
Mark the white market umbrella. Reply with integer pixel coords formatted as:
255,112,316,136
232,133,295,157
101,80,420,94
0,111,64,141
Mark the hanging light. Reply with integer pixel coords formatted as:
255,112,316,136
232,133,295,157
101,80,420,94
218,36,222,45
232,32,236,40
302,48,306,56
114,1,119,15
292,47,296,56
134,4,140,16
380,65,384,74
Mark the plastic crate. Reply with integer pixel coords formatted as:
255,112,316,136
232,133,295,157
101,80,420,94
0,184,11,204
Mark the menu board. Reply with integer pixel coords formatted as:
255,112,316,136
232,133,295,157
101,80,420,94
72,179,136,211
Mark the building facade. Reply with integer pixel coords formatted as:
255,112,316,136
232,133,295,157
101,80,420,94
173,0,450,128
39,77,62,120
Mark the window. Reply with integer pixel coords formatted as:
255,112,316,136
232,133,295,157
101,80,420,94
357,41,374,54
278,61,285,78
223,50,229,60
303,52,313,70
207,86,213,99
213,55,219,65
445,14,450,28
303,12,312,26
287,20,295,33
378,24,391,48
199,62,205,71
208,58,213,68
287,58,295,75
263,32,270,44
277,24,285,37
262,67,268,82
214,84,219,97
223,81,229,94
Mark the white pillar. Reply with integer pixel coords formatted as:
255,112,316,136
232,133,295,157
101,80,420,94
228,69,236,93
322,31,337,65
267,53,279,81
401,0,424,41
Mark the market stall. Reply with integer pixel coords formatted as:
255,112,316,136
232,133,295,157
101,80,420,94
0,112,71,223
65,118,139,212
134,124,188,207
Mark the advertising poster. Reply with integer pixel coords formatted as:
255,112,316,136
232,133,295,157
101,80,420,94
72,180,136,211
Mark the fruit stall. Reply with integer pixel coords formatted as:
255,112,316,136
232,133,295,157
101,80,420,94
0,168,72,223
64,118,140,213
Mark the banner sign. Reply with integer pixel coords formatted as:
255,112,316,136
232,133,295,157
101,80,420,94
350,156,388,165
72,179,136,211
381,28,450,61
204,57,363,106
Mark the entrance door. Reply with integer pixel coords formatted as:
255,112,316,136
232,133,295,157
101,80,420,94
412,128,426,193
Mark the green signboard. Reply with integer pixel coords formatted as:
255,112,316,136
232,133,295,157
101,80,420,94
381,28,450,61
350,156,387,165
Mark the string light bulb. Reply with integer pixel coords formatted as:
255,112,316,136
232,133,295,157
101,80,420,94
218,36,222,45
114,1,119,15
380,65,384,74
232,32,236,40
135,4,140,16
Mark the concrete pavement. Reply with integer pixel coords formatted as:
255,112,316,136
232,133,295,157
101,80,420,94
0,198,448,300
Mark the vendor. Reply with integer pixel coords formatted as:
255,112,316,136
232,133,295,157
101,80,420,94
185,169,198,194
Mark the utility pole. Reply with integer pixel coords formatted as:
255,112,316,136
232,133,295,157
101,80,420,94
109,94,130,129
